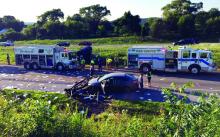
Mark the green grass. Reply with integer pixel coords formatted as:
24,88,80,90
15,36,168,46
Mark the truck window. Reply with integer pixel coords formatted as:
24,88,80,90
200,53,208,58
182,51,190,58
62,53,68,58
38,49,44,53
23,55,30,59
31,55,38,60
192,53,197,58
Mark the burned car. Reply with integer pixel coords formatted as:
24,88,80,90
88,72,139,93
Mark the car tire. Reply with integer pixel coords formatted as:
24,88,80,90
31,62,39,70
56,63,64,71
24,62,31,70
189,66,200,74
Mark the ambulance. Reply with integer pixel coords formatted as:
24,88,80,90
128,46,217,74
14,45,79,71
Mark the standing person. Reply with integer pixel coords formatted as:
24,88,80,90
106,58,112,69
146,70,152,87
114,56,119,69
138,73,144,90
98,56,102,72
80,57,85,71
90,59,95,77
7,53,10,65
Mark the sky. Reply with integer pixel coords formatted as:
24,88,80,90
0,0,220,22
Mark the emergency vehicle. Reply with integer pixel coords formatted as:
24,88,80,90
128,46,217,74
14,45,79,71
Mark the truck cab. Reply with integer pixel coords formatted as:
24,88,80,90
178,47,216,74
55,51,78,70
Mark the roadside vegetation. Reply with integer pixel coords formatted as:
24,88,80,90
0,82,220,137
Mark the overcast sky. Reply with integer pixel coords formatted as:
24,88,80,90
0,0,220,22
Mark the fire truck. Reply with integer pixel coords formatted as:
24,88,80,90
14,45,79,71
128,46,217,74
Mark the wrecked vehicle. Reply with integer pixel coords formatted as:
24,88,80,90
65,72,139,102
88,72,139,93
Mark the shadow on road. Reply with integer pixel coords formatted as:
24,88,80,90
107,88,166,102
153,71,220,82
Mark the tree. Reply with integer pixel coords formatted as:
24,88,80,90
38,9,64,25
177,14,195,38
141,22,150,37
206,17,220,38
162,0,203,19
149,19,168,39
64,16,89,38
161,0,204,39
1,28,24,41
208,8,220,18
43,21,65,39
114,11,141,36
22,24,37,39
79,4,110,35
0,16,24,32
195,11,209,37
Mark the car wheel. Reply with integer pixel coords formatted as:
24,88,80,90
56,63,64,71
31,62,39,70
24,62,31,70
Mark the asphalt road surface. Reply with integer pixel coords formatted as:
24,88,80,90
0,65,220,102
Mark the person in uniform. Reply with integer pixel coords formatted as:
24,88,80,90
146,70,152,87
7,53,10,65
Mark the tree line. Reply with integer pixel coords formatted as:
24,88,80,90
0,0,220,41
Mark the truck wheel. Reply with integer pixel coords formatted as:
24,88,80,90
24,62,31,70
56,63,64,71
190,66,200,74
31,62,39,70
140,64,151,74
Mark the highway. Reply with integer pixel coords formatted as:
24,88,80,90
0,65,220,102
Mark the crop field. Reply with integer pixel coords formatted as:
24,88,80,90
0,40,220,67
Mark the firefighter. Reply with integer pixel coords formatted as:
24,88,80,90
106,58,112,69
146,70,152,87
7,53,10,65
